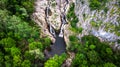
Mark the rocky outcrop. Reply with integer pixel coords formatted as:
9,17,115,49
75,0,120,48
32,0,56,42
32,0,75,45
62,52,75,67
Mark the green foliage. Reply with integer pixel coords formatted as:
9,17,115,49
0,1,46,66
118,1,120,6
0,10,9,33
4,55,12,67
68,35,82,52
70,27,83,33
81,35,100,45
67,3,79,28
7,0,34,19
89,45,96,50
29,49,44,60
67,3,83,34
24,51,35,61
28,41,45,60
0,52,4,66
0,0,8,9
104,7,109,13
89,0,109,10
7,15,39,39
11,47,21,56
89,0,101,10
21,0,34,14
29,42,43,51
77,27,83,33
106,48,113,55
87,50,99,63
104,62,116,67
44,54,67,67
21,60,31,67
13,55,22,67
70,35,120,66
0,37,16,48
69,35,78,42
40,37,51,49
17,7,28,19
72,53,88,67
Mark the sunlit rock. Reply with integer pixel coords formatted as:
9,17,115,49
75,0,120,46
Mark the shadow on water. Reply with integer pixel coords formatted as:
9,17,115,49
44,31,66,59
44,0,69,59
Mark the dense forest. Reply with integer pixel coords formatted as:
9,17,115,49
0,0,120,67
0,0,52,66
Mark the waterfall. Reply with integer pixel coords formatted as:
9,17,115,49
43,0,70,58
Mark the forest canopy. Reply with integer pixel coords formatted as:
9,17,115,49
0,0,51,66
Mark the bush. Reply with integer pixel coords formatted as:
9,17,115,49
103,62,116,67
0,52,4,66
89,0,108,10
89,0,101,10
87,50,99,63
29,42,43,51
43,37,51,49
13,55,22,67
69,35,78,42
67,3,79,28
0,37,16,48
11,47,21,56
24,51,35,61
72,53,88,67
21,60,31,67
44,54,67,67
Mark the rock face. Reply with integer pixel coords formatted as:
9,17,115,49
32,0,75,66
62,52,75,67
32,0,120,66
32,0,56,42
32,0,120,49
75,0,120,47
32,0,74,45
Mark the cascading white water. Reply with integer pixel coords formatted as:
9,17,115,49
43,0,70,58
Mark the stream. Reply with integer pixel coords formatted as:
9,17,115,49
44,0,69,58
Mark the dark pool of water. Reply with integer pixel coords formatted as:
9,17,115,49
45,33,66,58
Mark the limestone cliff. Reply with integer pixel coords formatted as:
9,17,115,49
75,0,120,50
32,0,74,45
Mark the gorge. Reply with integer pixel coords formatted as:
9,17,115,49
1,0,120,67
32,0,72,58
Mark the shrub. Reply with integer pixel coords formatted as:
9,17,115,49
29,42,43,51
21,60,31,67
0,37,16,48
44,54,67,67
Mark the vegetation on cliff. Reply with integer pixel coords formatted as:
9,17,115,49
67,3,83,33
67,2,120,67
